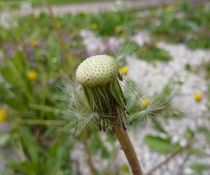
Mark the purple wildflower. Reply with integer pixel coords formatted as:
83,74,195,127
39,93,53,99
105,37,122,52
3,44,15,57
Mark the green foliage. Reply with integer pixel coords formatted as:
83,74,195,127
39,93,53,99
137,43,171,62
190,163,210,175
120,165,130,174
144,135,181,154
2,0,109,7
89,133,113,159
0,8,86,175
8,128,72,175
124,41,171,63
197,127,210,144
89,11,137,36
147,3,210,49
66,10,138,37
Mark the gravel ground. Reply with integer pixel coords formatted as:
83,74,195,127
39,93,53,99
126,38,210,174
75,30,210,175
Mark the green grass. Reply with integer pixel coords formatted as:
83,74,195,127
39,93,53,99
137,43,171,63
145,3,210,49
1,1,210,49
121,42,171,63
1,0,110,7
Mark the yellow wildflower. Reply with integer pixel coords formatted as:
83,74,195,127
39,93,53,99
193,91,203,102
139,98,150,109
27,70,38,81
119,66,128,75
0,109,7,122
31,39,38,47
55,21,61,29
92,23,98,30
165,5,174,12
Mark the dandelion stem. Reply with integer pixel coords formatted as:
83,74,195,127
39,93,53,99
113,126,143,175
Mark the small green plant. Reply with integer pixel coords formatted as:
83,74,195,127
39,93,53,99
137,43,171,63
122,41,171,63
147,3,210,49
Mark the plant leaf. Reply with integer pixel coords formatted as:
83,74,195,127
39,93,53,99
144,135,181,154
190,163,210,175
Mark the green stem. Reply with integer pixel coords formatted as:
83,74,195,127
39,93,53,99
82,133,98,175
113,126,143,175
44,0,68,62
16,119,67,126
29,104,61,114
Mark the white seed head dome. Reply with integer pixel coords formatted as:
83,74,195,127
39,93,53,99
76,55,118,87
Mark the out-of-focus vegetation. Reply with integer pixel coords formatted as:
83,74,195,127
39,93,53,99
0,0,210,174
1,0,110,7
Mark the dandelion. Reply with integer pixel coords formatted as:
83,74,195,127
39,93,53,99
0,109,7,122
165,5,174,12
55,21,61,29
76,55,143,175
119,66,128,75
76,55,126,128
91,23,98,30
139,98,150,109
31,39,38,47
193,91,203,103
27,70,38,81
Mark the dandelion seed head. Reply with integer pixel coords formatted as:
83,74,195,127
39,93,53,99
76,55,118,87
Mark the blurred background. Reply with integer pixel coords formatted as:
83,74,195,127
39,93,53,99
0,0,210,175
